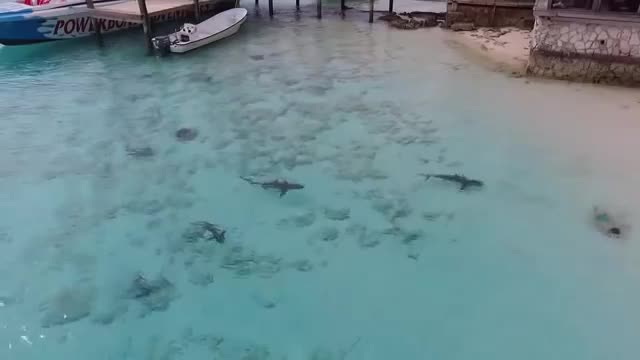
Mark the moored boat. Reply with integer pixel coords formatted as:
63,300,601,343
151,7,246,54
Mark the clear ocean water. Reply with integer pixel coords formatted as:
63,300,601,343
1,1,640,359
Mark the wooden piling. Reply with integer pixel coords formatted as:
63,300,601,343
193,0,201,21
268,0,273,16
255,0,258,5
388,0,393,13
340,0,345,13
136,0,153,53
317,0,321,18
86,0,103,46
368,0,374,23
296,0,300,10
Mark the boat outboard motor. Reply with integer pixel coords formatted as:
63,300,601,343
152,35,172,56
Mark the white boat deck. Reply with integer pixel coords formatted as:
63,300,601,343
90,0,223,23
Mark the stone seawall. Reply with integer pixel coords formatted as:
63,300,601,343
527,16,640,85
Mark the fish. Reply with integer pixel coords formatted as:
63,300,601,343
420,173,483,191
240,177,304,197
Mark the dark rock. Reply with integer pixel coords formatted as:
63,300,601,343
324,207,350,221
450,22,475,31
280,211,316,228
188,270,215,287
357,232,381,249
92,311,118,325
183,221,226,244
378,14,398,21
221,246,281,278
380,12,438,30
175,128,198,142
402,230,422,244
319,227,339,242
127,274,177,314
252,293,276,309
127,274,172,299
91,303,128,325
292,259,314,272
40,287,95,328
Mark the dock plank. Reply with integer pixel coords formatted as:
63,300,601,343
90,0,220,23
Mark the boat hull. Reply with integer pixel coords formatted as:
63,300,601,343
170,15,245,53
165,8,247,54
0,0,230,46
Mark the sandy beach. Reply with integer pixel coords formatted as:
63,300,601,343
447,27,531,75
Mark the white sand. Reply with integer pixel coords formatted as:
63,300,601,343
448,27,531,74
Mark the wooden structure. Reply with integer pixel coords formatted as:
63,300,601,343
89,0,227,52
447,0,535,28
86,0,103,45
369,0,374,22
91,0,219,23
259,0,381,22
88,0,391,52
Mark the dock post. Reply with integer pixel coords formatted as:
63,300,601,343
194,0,201,21
296,0,300,10
136,0,153,53
85,0,102,46
368,0,374,23
388,0,393,13
255,0,258,5
268,0,273,16
317,0,321,18
340,0,345,13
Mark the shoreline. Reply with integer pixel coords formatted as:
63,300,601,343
445,27,531,76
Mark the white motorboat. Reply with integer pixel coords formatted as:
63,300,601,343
152,7,246,54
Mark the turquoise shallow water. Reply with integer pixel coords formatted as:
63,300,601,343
2,2,640,359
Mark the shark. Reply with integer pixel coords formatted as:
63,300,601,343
240,177,305,197
420,173,484,191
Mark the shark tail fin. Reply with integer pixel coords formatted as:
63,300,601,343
420,173,432,181
279,189,287,197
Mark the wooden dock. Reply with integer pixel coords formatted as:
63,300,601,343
86,0,388,54
89,0,221,23
87,0,233,52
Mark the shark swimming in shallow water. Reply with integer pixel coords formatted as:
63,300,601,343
240,177,305,197
420,173,484,191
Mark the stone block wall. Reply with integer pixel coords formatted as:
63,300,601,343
527,16,640,85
